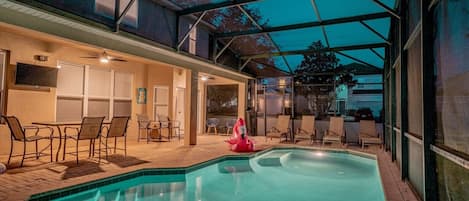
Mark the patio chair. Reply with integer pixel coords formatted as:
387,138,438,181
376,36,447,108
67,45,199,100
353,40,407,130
160,115,181,140
225,119,237,135
64,117,105,164
137,114,151,142
206,118,219,135
101,116,130,159
322,116,346,146
266,115,291,142
295,115,317,144
359,120,382,149
2,116,54,167
157,115,172,140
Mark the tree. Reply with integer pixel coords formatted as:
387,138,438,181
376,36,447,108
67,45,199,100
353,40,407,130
202,6,277,63
293,41,356,118
173,1,277,69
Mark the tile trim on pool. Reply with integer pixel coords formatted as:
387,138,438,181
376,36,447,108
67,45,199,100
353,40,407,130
28,146,378,201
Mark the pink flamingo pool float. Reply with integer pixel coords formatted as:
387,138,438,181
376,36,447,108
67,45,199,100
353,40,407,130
225,118,255,152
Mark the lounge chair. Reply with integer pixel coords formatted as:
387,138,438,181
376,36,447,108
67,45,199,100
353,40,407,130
266,115,291,142
2,116,54,167
64,116,105,164
322,116,346,146
359,120,382,149
101,116,130,158
295,115,317,144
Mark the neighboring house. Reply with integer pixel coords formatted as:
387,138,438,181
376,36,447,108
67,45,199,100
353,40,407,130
336,64,383,120
346,74,383,118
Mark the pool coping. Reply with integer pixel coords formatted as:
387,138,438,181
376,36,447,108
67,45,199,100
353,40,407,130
28,146,379,201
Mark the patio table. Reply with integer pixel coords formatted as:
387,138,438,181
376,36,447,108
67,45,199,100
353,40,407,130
32,121,111,162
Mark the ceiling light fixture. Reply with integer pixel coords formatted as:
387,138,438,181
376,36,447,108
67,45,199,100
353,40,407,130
99,51,110,63
100,57,109,63
200,76,208,81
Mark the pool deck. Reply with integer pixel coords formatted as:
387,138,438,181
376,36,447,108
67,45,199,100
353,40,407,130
0,135,418,201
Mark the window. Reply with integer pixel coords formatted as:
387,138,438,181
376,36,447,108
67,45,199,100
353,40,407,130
189,24,197,55
88,67,111,119
114,72,132,116
407,33,423,137
95,0,138,27
434,2,469,200
56,62,85,121
434,0,469,155
56,61,133,121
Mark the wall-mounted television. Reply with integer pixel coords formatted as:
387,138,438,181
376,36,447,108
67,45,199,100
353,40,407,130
15,63,58,87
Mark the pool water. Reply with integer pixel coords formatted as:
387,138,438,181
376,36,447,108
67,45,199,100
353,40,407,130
53,149,385,201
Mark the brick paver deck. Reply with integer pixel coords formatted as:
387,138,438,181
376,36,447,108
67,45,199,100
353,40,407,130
0,135,418,201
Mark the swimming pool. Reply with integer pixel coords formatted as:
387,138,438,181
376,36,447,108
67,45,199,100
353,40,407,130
31,149,385,201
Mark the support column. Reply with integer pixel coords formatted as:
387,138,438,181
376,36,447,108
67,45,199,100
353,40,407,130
421,0,437,200
399,0,409,180
184,70,198,145
386,47,397,161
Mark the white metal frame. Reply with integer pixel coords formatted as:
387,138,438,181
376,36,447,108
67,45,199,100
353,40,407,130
189,23,197,55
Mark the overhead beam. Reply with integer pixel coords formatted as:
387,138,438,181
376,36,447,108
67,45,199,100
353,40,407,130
311,0,330,47
239,58,252,71
215,12,390,38
237,5,293,74
370,48,385,60
359,20,391,45
115,0,136,32
177,0,259,16
372,0,400,19
116,0,136,25
177,11,207,51
214,37,237,62
250,60,292,75
241,43,387,59
114,0,120,31
237,5,262,30
270,38,294,74
335,51,381,69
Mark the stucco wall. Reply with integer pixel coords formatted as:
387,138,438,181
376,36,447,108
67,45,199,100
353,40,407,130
0,30,175,156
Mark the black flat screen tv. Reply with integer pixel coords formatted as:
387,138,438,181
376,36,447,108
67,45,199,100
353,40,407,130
15,63,58,87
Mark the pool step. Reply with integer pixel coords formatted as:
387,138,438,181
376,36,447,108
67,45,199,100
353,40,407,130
218,160,253,174
257,152,290,167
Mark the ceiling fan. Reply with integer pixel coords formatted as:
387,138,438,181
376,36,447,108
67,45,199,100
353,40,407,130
80,51,127,63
